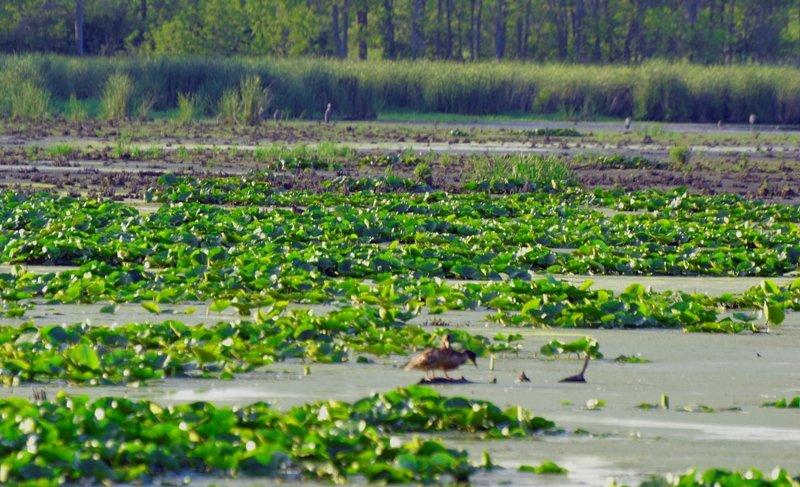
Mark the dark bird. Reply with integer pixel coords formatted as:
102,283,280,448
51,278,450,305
517,371,531,383
559,355,590,383
404,336,477,380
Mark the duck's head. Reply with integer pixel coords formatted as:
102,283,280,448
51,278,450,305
465,350,477,367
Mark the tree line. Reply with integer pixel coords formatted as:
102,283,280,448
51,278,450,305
1,1,799,63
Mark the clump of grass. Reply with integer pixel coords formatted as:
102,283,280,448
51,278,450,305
466,155,576,191
0,59,51,121
64,94,88,122
252,143,353,168
111,137,132,159
315,141,355,159
413,162,433,184
217,76,272,126
175,146,190,161
128,145,165,160
669,145,692,167
11,82,51,121
219,89,240,124
239,75,271,125
44,143,78,159
174,93,199,125
136,95,156,121
635,123,666,139
101,73,133,121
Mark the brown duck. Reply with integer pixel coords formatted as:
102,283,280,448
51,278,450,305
404,335,477,379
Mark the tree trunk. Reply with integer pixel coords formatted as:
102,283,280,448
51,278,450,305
357,1,368,59
515,5,523,58
548,0,568,60
445,0,453,58
332,3,342,57
514,0,531,58
623,0,643,63
494,0,506,59
137,0,147,46
685,0,699,59
411,0,427,58
456,0,464,59
435,0,443,57
469,0,476,59
75,0,85,55
603,0,614,61
475,0,483,58
572,0,585,61
590,0,602,61
382,0,396,59
341,0,350,58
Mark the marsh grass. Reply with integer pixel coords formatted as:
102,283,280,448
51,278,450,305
252,142,355,166
64,95,88,122
239,75,272,125
136,95,156,121
10,82,51,121
467,155,576,189
175,93,199,125
101,73,133,120
218,89,240,124
669,145,692,168
635,123,666,139
0,58,51,121
215,76,273,125
44,143,78,159
5,55,800,123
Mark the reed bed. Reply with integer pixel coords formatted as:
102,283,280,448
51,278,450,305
2,55,800,123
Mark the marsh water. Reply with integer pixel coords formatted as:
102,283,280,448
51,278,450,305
2,274,798,486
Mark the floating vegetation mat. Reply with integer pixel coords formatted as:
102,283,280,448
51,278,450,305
0,306,517,386
636,468,800,487
0,386,554,485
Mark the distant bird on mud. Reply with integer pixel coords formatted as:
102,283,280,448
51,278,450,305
559,355,590,383
405,334,477,380
624,117,631,131
324,103,332,123
749,113,757,130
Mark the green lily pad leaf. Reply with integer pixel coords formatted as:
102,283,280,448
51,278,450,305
209,300,231,312
67,344,101,371
763,304,785,326
518,460,568,474
141,301,161,314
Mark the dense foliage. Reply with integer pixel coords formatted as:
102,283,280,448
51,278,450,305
0,386,554,484
2,184,797,278
0,306,512,385
6,55,800,122
2,0,798,64
639,468,800,487
1,183,798,337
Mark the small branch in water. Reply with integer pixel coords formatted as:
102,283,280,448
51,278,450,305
417,376,473,385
